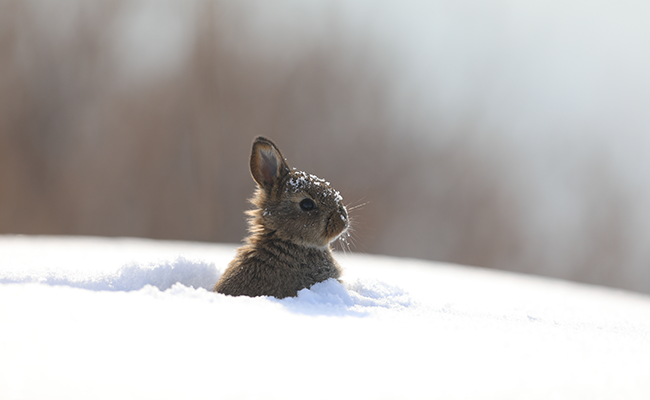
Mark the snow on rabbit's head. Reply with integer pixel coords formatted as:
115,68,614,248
248,136,348,248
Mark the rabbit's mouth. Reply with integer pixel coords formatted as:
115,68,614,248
323,206,349,244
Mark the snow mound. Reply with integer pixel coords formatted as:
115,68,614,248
2,235,650,400
0,236,415,316
1,255,219,292
277,278,414,316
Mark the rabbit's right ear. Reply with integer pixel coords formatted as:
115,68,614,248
250,136,290,191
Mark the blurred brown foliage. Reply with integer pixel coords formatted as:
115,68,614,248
0,0,515,255
0,0,644,293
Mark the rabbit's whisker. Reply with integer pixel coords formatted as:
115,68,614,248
346,201,368,212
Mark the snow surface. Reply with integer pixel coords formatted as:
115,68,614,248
1,235,650,400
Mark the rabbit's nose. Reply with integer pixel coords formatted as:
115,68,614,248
324,205,349,243
339,205,349,228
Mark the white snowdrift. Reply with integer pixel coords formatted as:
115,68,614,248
1,235,649,400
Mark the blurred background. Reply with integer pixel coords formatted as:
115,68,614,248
2,0,650,294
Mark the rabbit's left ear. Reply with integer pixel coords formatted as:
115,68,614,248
250,136,290,191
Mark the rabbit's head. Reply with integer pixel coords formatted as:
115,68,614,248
248,136,348,248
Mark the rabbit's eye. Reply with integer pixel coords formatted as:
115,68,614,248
299,198,316,211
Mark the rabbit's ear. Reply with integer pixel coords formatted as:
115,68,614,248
250,137,290,191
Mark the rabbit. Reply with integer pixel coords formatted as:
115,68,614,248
213,136,349,298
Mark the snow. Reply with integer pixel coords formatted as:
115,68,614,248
1,235,650,400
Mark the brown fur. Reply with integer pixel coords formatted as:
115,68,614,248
214,136,348,298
